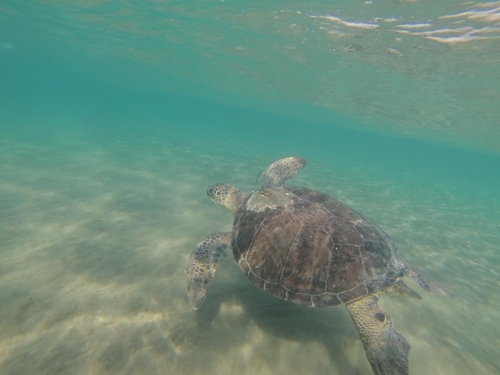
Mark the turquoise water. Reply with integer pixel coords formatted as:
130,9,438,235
1,1,499,375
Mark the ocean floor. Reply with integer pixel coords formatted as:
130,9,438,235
0,118,499,375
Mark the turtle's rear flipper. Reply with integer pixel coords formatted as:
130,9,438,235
405,262,454,297
347,292,410,375
385,280,422,300
185,232,231,309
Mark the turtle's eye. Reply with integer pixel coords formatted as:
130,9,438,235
374,312,386,323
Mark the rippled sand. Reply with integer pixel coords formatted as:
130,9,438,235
0,123,499,375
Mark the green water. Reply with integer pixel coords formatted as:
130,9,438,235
1,1,499,375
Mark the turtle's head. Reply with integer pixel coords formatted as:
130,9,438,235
207,184,246,214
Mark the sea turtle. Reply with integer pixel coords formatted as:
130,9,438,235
186,157,453,375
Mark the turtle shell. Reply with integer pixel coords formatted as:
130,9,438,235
232,187,405,307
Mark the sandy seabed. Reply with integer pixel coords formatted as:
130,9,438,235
0,122,499,375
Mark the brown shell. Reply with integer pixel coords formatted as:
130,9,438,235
232,187,405,307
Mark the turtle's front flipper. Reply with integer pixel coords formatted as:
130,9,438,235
404,262,454,297
346,292,410,375
186,232,232,309
260,157,307,188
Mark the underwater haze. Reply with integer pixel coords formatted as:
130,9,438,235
0,1,499,375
